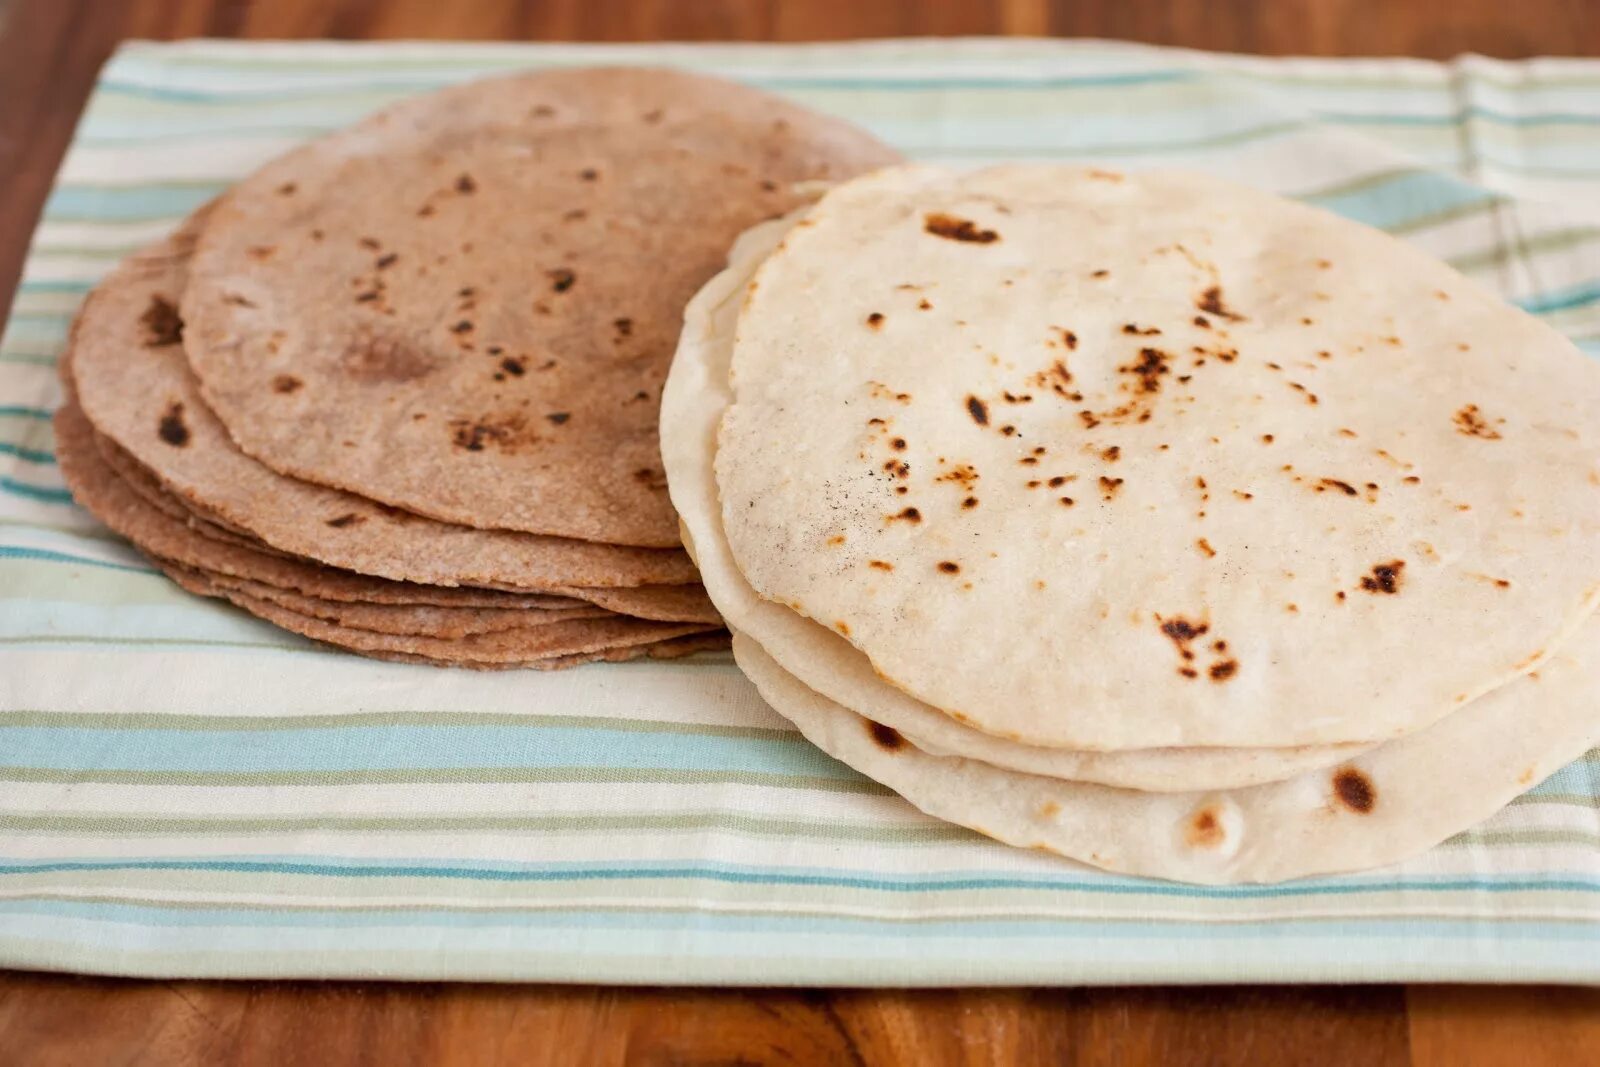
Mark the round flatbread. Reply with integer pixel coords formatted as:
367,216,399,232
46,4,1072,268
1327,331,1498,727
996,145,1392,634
54,401,708,620
662,213,1367,791
733,630,1600,884
72,221,699,589
181,67,901,546
716,165,1600,749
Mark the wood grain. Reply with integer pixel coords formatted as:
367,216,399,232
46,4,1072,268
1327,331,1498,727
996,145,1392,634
1,0,1597,1062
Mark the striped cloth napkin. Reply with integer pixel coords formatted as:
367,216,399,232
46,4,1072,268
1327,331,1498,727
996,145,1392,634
2,38,1597,985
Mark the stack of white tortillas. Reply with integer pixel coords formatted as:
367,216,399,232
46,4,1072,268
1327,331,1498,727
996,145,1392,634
55,67,899,669
662,164,1600,883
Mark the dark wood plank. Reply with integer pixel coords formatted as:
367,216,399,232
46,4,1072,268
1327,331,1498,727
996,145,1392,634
1,1,1598,1063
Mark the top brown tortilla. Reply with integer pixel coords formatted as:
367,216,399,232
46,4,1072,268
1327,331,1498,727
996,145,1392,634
72,219,699,589
181,66,901,546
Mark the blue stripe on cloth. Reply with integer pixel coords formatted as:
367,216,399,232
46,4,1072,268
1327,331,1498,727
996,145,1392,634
2,857,1596,901
0,443,55,465
0,725,851,777
0,478,75,505
0,547,150,573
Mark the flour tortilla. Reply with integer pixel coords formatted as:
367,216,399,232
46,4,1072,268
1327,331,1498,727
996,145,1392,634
718,165,1600,749
72,223,699,590
55,402,705,620
159,561,715,665
734,630,1600,884
182,67,900,547
662,214,1368,791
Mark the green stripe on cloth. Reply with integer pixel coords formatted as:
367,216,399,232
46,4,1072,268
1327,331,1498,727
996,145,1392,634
2,38,1598,986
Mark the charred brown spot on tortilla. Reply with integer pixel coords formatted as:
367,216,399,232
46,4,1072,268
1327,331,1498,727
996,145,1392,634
937,561,961,575
935,464,978,490
1047,476,1072,489
499,357,526,377
139,296,184,346
867,720,905,751
324,513,365,528
276,182,298,196
1454,404,1502,440
613,317,633,338
450,320,474,334
271,374,302,394
546,412,571,426
354,290,381,304
579,167,599,181
373,252,398,270
923,212,999,244
888,507,922,524
544,268,577,295
834,621,851,635
866,312,885,330
222,292,258,309
1333,768,1376,813
416,203,436,218
1019,456,1039,467
632,466,668,491
454,173,477,194
1185,807,1226,848
1091,269,1109,279
1120,347,1171,394
889,437,907,452
827,535,846,546
1098,476,1124,499
1316,478,1358,496
1100,445,1121,462
917,298,933,310
868,560,894,572
1359,560,1405,595
1196,537,1216,558
1192,315,1212,329
962,496,979,509
1208,659,1238,682
157,402,189,447
1000,425,1016,437
1196,285,1244,321
1122,323,1161,336
965,395,989,426
246,245,276,262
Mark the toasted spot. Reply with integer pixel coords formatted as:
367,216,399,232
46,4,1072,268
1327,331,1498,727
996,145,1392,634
455,173,477,194
1359,560,1405,595
1332,768,1376,813
867,720,905,751
924,213,999,243
866,312,885,330
965,396,989,426
324,513,364,528
1196,538,1216,558
548,268,576,293
1208,659,1238,682
1454,404,1502,440
826,535,846,546
868,560,894,572
834,621,851,636
889,507,922,524
271,374,302,394
937,561,961,575
140,295,183,346
1196,285,1244,321
157,402,189,447
1037,800,1062,819
1098,476,1124,499
1317,478,1358,496
1185,806,1226,848
545,412,571,426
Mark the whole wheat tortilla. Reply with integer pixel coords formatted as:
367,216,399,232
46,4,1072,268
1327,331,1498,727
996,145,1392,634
55,402,705,619
72,222,699,590
164,561,714,666
193,571,610,638
661,214,1367,791
364,631,732,672
718,165,1600,749
181,67,901,547
734,631,1600,884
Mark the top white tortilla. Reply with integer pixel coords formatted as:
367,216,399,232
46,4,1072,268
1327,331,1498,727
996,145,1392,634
717,165,1600,749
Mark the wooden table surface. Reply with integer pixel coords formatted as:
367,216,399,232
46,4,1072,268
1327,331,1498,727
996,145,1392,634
1,1,1598,1062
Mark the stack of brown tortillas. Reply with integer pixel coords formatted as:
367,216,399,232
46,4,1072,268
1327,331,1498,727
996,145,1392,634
661,165,1600,882
54,67,900,669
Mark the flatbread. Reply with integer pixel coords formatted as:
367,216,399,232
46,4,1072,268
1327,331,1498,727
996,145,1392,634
54,402,696,618
662,214,1367,791
181,67,901,546
161,561,714,664
72,222,699,589
717,165,1600,749
192,571,611,638
363,631,732,672
734,630,1600,884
